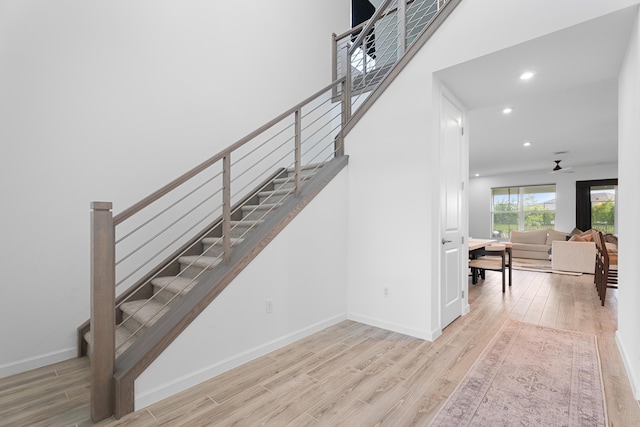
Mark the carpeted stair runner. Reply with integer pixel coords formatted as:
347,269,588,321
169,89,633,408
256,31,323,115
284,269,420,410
84,163,324,358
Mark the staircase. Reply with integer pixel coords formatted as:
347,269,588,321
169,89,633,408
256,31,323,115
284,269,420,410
82,0,461,421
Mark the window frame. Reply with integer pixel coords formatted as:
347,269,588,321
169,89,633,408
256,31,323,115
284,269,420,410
491,184,557,240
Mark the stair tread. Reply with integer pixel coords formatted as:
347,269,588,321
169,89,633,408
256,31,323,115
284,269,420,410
120,299,169,327
178,255,223,269
201,237,244,245
152,276,198,296
273,175,313,184
286,163,324,173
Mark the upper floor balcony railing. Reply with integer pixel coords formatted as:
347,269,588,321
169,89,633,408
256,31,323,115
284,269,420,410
332,0,447,113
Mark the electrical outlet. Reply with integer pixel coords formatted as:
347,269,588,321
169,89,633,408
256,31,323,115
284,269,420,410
384,287,389,297
266,299,273,313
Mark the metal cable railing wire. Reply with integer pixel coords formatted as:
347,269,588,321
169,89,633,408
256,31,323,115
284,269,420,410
115,169,222,247
231,119,296,168
114,198,225,310
350,9,403,98
231,134,294,185
115,183,223,267
229,145,295,215
114,192,224,288
108,82,343,342
335,0,447,116
116,248,225,350
228,107,339,237
406,0,439,45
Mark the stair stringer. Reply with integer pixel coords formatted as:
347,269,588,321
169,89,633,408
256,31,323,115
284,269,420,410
113,155,349,417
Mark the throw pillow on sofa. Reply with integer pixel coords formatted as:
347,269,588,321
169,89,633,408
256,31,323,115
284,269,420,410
569,234,587,242
546,229,570,245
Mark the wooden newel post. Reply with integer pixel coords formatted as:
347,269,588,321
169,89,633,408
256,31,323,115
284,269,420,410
90,201,115,422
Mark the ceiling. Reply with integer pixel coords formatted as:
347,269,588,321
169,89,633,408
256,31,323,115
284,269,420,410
435,6,638,178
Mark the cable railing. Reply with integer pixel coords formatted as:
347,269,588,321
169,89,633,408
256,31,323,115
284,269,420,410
333,0,446,111
88,77,347,421
112,96,345,352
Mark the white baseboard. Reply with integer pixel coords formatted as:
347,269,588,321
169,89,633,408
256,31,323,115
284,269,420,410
462,303,471,315
347,313,439,341
0,347,77,379
616,331,640,400
134,314,348,410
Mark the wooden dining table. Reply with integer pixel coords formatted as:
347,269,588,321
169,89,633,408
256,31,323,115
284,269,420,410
468,238,512,290
468,238,497,252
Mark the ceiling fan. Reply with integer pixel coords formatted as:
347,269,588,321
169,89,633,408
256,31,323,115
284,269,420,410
550,160,574,173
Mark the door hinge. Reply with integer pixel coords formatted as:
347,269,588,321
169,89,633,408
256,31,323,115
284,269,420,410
461,181,464,191
461,127,464,136
461,290,465,298
461,236,465,244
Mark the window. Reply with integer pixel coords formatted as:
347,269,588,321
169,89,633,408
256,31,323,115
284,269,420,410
491,184,556,240
590,185,616,233
575,179,618,232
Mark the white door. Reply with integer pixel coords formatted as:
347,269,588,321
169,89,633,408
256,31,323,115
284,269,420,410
440,96,465,328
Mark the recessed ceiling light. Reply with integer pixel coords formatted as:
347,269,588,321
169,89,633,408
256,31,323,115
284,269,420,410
502,107,513,114
523,141,531,147
475,173,480,177
520,71,535,80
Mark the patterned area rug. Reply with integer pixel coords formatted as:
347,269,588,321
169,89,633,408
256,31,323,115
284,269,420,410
430,320,607,426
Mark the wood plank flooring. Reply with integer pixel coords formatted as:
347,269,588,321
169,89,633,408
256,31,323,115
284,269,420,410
1,269,638,426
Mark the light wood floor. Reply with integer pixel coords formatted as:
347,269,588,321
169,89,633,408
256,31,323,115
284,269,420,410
1,269,638,426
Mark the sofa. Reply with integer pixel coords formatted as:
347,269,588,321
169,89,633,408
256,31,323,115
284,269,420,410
509,229,569,260
510,228,617,274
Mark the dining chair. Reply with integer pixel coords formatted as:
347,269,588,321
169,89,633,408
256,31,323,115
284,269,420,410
469,243,511,293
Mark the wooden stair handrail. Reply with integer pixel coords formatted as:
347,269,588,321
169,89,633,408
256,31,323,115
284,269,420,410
114,77,345,226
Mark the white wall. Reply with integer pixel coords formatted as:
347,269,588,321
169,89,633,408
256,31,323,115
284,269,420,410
468,163,619,239
616,6,640,400
0,0,350,377
135,168,349,409
344,0,640,338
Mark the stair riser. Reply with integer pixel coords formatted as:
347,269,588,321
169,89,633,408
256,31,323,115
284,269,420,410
153,288,181,305
230,223,259,238
258,191,290,204
202,243,225,258
118,316,150,338
272,180,297,191
180,262,217,280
